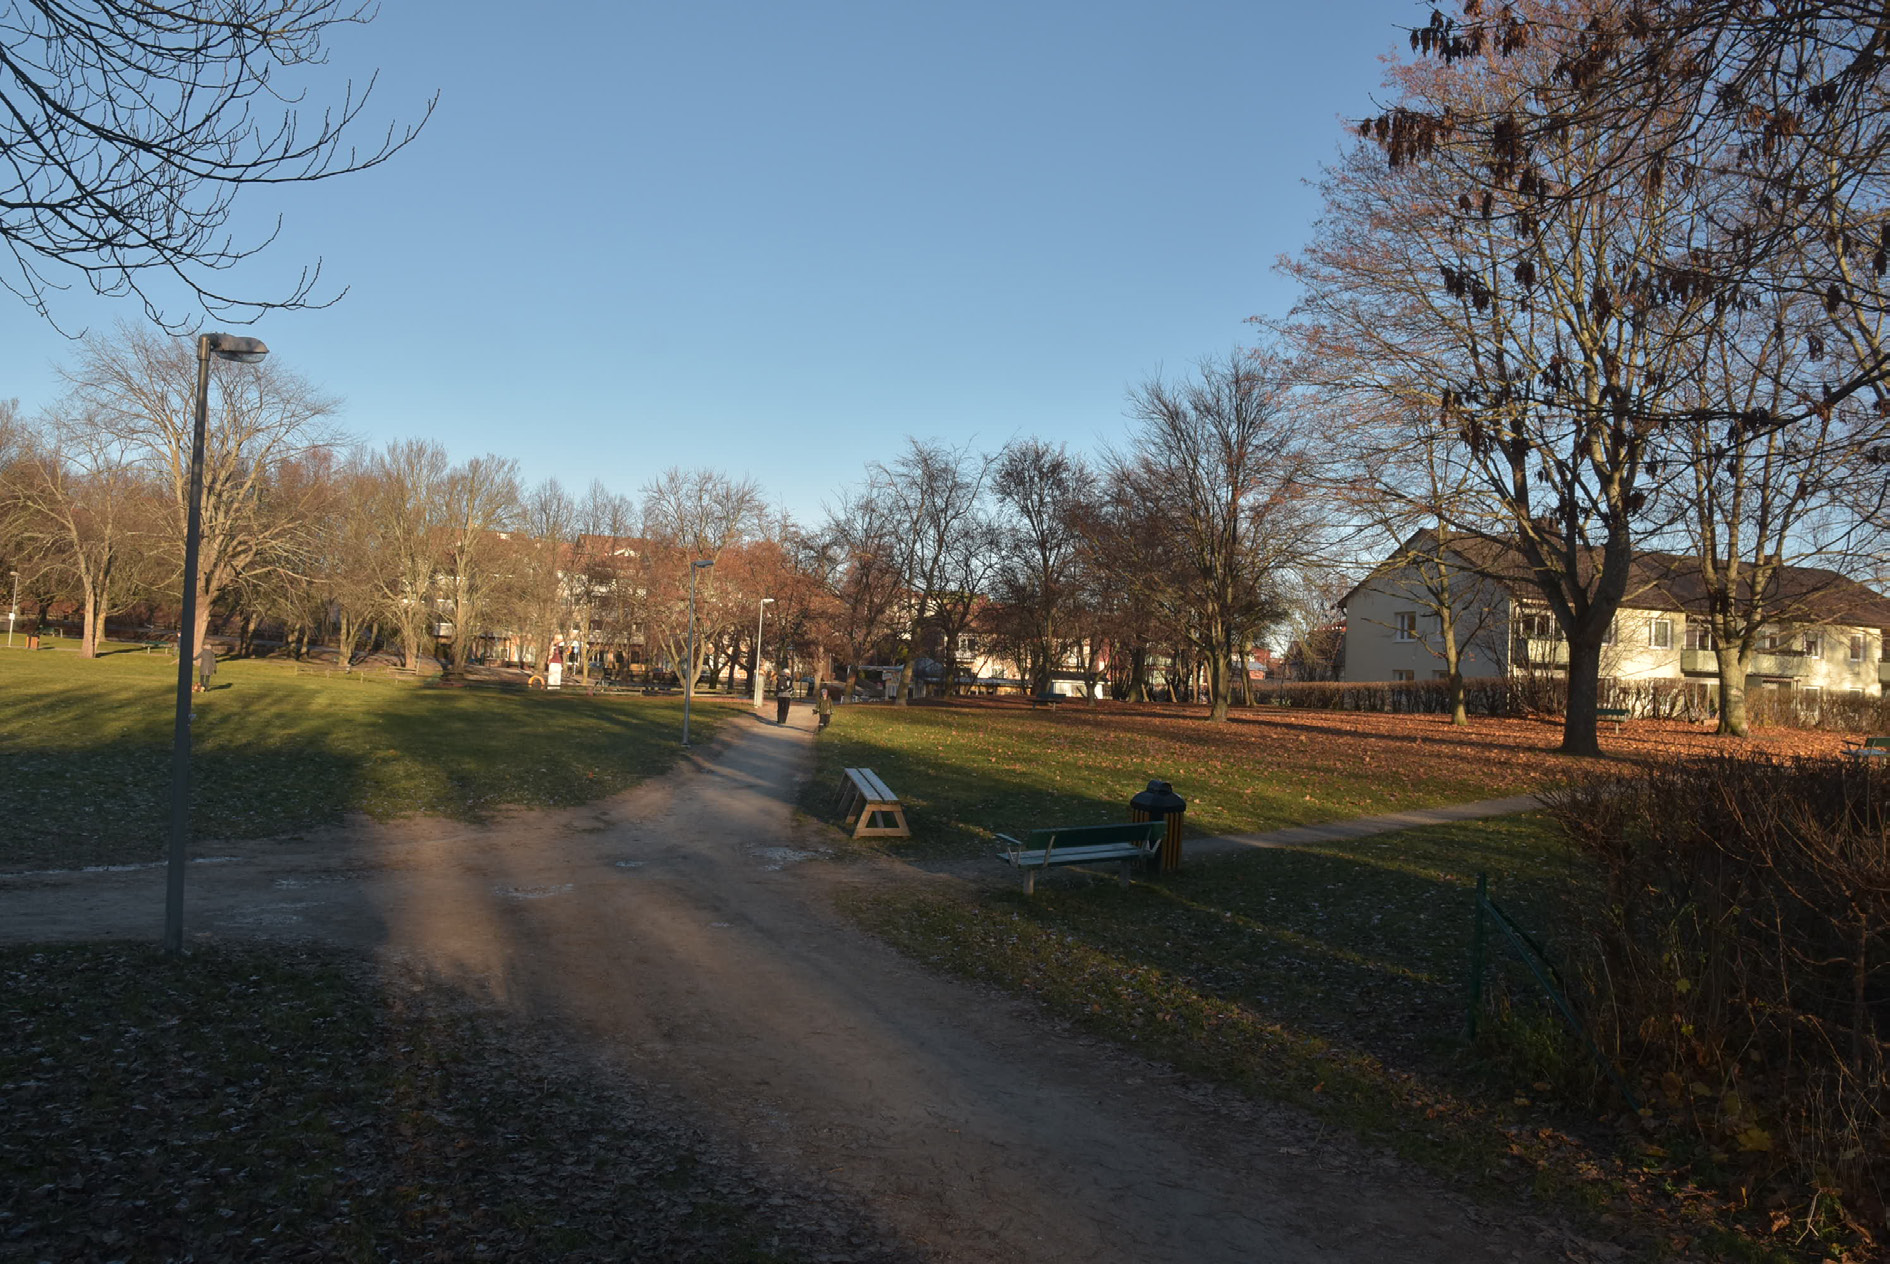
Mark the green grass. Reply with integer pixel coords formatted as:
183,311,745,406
0,942,891,1261
807,701,1545,860
0,646,732,868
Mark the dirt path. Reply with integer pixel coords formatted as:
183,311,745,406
0,713,1580,1263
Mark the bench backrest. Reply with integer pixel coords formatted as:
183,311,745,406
1028,821,1166,855
1867,736,1890,750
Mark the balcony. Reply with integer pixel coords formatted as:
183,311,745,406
1513,638,1568,668
1750,651,1810,678
1680,649,1715,675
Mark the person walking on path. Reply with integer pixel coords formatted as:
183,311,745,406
816,686,834,730
774,677,793,726
195,642,217,692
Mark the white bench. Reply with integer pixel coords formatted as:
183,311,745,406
994,820,1167,894
834,767,910,840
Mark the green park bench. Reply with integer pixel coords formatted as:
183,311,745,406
994,819,1168,895
1597,706,1630,731
1846,736,1890,760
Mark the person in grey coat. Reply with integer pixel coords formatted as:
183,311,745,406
196,642,217,692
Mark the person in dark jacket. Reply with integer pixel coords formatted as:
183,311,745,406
195,642,217,692
775,677,793,725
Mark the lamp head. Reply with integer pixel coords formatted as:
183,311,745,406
204,333,269,364
762,596,775,604
692,559,715,570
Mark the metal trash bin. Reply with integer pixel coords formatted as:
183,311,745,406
1129,779,1187,874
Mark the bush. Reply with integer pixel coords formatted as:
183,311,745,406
1542,757,1890,1232
1249,674,1714,721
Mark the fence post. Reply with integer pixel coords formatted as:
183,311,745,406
1465,871,1488,1040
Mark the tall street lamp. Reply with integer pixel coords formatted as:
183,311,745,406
681,558,714,747
165,332,268,956
751,596,774,709
7,569,17,647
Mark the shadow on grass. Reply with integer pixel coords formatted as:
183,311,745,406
844,814,1615,1197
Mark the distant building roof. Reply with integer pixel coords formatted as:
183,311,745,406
1341,530,1890,628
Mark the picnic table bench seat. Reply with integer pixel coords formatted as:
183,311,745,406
1847,736,1890,759
834,766,910,839
994,820,1168,894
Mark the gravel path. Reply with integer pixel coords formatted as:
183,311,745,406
0,712,1584,1262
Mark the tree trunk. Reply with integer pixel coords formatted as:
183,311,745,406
1128,646,1148,702
1561,636,1604,756
895,620,918,706
1207,626,1231,722
1715,646,1752,736
79,583,101,658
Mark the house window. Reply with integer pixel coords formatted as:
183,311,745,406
1600,618,1617,646
1804,632,1823,659
1515,608,1557,641
1433,670,1449,680
1394,612,1417,641
1685,620,1715,651
1391,669,1414,682
1851,633,1866,662
1650,618,1673,650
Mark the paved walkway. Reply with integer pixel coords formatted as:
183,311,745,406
1188,793,1546,858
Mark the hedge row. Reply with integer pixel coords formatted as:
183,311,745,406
1543,758,1890,1229
1251,675,1890,734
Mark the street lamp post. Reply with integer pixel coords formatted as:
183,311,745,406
7,570,17,647
165,333,268,956
681,558,714,747
751,596,774,709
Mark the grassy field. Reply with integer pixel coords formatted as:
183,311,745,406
0,644,735,869
0,942,897,1262
807,697,1848,861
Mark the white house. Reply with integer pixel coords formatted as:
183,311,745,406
1340,533,1890,702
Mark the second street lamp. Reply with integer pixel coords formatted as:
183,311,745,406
751,596,774,709
165,332,269,956
681,558,714,747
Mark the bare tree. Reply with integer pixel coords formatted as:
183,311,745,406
1116,351,1316,722
993,439,1091,698
67,326,340,649
639,467,765,689
874,440,990,705
1659,287,1878,734
0,0,431,328
9,407,151,656
815,487,907,697
437,455,519,670
365,439,449,671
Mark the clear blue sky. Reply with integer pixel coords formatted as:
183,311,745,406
0,0,1424,527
